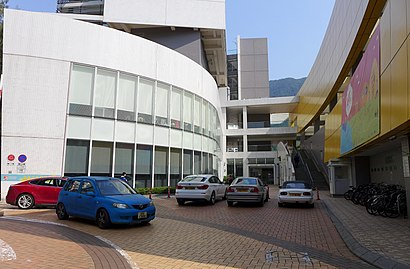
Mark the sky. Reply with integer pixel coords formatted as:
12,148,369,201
7,0,335,81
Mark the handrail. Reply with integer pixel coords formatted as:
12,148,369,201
297,151,314,187
304,148,329,184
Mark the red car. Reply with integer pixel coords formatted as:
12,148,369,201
6,177,67,209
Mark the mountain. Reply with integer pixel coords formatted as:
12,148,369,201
269,77,306,97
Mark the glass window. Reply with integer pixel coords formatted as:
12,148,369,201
183,92,193,131
155,83,169,127
202,100,207,135
171,87,182,129
94,69,116,119
80,180,95,194
194,96,201,133
114,143,134,182
227,159,234,177
194,151,201,174
138,79,154,124
117,74,136,121
235,158,243,177
202,152,208,174
69,65,94,116
65,139,90,176
154,147,168,187
90,141,113,176
170,148,181,186
208,154,213,175
183,150,193,177
136,145,152,188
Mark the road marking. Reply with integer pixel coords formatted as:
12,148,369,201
2,216,68,227
0,239,16,262
96,236,139,269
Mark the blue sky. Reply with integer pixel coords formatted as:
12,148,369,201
7,0,335,80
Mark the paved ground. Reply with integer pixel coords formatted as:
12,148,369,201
0,186,409,269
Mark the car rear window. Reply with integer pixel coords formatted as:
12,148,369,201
181,176,206,182
235,178,257,185
283,182,310,189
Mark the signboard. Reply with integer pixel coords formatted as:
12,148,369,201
341,25,380,154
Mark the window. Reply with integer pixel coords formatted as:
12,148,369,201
138,79,154,124
114,143,134,182
154,147,168,187
170,148,181,187
183,150,193,177
170,87,182,129
94,69,116,119
136,145,152,188
155,83,169,127
194,151,201,174
67,180,81,192
80,181,95,194
117,74,137,121
183,92,193,131
69,65,94,116
65,140,90,177
194,96,201,133
90,141,113,176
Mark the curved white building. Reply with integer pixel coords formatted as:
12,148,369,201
1,1,226,195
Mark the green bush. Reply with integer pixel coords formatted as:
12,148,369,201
136,186,176,195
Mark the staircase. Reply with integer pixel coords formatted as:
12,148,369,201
297,150,329,191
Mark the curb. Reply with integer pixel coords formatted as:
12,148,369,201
322,200,410,269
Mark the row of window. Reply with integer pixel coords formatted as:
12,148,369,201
69,64,221,141
64,139,219,188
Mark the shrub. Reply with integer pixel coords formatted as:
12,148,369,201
136,186,176,195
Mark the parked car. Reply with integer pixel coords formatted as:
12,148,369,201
226,177,269,207
175,175,227,205
56,176,155,228
278,181,314,208
6,177,67,209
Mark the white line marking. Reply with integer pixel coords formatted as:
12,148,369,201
0,239,16,262
2,216,68,227
96,236,139,269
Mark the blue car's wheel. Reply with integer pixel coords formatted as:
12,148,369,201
97,208,111,229
56,203,69,220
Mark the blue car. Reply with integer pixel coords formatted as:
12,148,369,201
56,176,155,228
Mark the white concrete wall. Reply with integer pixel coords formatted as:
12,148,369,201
104,0,226,30
1,10,223,198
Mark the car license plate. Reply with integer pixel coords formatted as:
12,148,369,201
185,186,195,190
138,212,147,219
289,193,301,196
237,188,248,192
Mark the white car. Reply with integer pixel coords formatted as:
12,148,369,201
175,175,227,205
278,181,314,208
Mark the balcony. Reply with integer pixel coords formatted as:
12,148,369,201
57,0,104,15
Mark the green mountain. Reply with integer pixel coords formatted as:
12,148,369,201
269,77,306,97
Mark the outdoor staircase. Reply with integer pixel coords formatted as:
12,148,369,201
296,150,329,191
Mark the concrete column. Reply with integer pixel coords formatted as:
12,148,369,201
242,106,248,129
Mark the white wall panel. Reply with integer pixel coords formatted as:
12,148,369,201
154,127,170,147
194,133,202,151
92,118,114,141
170,129,183,148
183,132,193,149
1,137,64,175
104,0,225,29
67,116,91,139
115,121,135,143
136,124,154,144
1,55,69,138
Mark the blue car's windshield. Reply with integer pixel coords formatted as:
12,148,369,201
97,180,137,196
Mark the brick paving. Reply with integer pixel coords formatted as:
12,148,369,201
0,186,408,268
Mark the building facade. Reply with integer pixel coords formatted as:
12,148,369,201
1,0,227,197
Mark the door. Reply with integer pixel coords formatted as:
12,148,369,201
76,180,97,218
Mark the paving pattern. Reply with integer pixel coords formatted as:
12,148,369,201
0,187,408,269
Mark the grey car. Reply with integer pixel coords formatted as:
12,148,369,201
226,177,269,207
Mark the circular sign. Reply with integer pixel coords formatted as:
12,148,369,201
8,154,15,161
18,154,27,163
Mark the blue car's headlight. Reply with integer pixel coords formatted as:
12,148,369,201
113,203,129,209
149,200,154,206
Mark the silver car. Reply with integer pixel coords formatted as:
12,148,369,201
175,175,227,205
278,181,314,208
226,177,269,207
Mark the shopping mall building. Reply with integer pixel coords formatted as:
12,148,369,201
1,0,409,214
